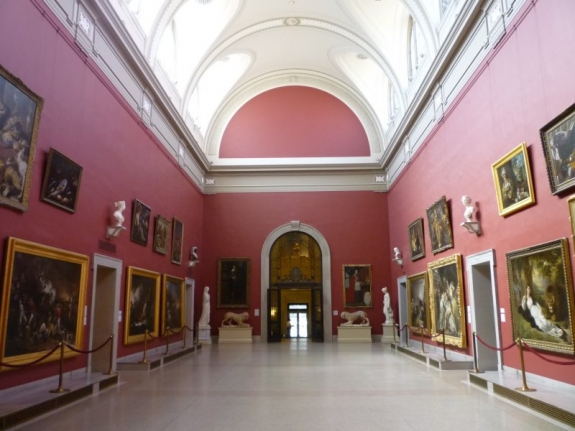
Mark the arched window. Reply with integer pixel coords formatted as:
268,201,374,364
408,16,427,82
439,0,454,17
388,83,399,121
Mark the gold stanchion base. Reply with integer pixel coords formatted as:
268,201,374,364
49,388,70,393
138,359,150,364
469,368,483,373
516,387,537,392
440,359,452,363
102,371,118,376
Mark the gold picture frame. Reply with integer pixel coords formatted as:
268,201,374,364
343,264,372,308
124,266,161,344
0,238,89,369
153,215,170,255
491,142,536,217
217,258,250,308
171,217,184,265
428,254,466,348
426,196,453,255
162,274,185,333
407,271,430,333
408,218,425,261
568,195,575,253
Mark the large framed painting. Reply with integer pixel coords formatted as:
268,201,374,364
171,217,184,265
0,237,89,368
408,218,425,261
491,142,536,216
153,215,170,255
162,275,185,333
40,148,83,213
124,266,161,344
506,238,575,355
130,199,151,246
428,254,466,348
540,103,575,195
343,264,372,308
0,63,44,211
407,271,430,333
426,196,453,255
568,195,575,253
217,258,250,308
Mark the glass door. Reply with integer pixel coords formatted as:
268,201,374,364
287,304,308,338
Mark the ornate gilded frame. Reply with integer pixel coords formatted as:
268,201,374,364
407,271,430,333
342,264,372,308
162,274,185,333
426,196,453,255
124,266,161,344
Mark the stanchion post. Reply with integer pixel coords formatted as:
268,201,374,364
50,341,70,393
515,338,536,392
440,330,450,362
471,332,482,373
104,334,116,376
405,326,410,347
164,327,171,356
139,330,150,364
393,324,397,345
181,326,187,350
419,325,425,353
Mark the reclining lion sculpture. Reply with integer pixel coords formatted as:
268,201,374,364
221,311,251,328
340,310,370,326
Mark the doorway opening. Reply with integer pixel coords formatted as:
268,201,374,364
397,275,407,342
287,303,309,338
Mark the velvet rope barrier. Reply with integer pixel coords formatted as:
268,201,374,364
64,335,112,355
522,342,575,366
0,342,60,368
395,323,410,347
475,333,516,352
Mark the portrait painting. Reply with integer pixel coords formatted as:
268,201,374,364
426,196,453,255
568,195,575,252
130,199,151,246
40,148,83,213
428,254,466,348
506,238,574,355
540,103,575,195
217,258,250,308
162,275,185,333
407,271,430,333
492,142,536,216
0,237,88,368
343,264,372,308
0,63,43,212
153,215,170,255
124,266,160,344
171,217,184,265
408,218,425,261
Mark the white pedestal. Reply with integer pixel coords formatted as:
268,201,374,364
337,325,372,343
381,323,395,344
218,326,253,343
198,325,212,344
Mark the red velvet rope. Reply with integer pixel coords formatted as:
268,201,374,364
64,336,112,355
0,343,61,368
430,329,445,340
395,323,409,333
168,326,186,335
146,330,157,340
522,341,575,365
475,334,516,352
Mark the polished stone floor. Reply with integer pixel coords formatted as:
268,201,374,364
11,340,570,430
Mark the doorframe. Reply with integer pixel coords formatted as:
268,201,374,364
397,275,407,338
88,254,122,374
261,221,332,342
185,278,195,346
465,249,502,371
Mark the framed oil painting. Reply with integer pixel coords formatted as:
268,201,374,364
171,217,184,265
506,238,574,355
0,237,88,368
40,148,83,213
153,215,170,255
130,199,151,246
407,271,430,333
569,195,575,253
408,218,425,261
540,103,575,195
343,264,372,308
0,63,44,211
426,196,453,255
491,142,536,216
428,254,466,348
162,275,185,333
124,266,160,344
217,258,250,308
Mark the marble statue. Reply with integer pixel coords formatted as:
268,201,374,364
198,286,211,327
221,311,251,327
382,287,394,324
113,200,126,227
340,310,370,326
462,195,474,222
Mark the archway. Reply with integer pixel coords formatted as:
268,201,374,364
260,221,332,342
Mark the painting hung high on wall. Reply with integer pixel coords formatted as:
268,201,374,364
162,275,185,333
426,196,453,254
407,271,430,333
40,148,83,213
130,199,151,246
408,218,425,261
428,254,466,348
153,215,170,255
506,238,575,355
124,266,160,344
0,238,89,368
568,196,575,252
217,258,250,308
171,217,184,265
540,103,575,195
492,142,535,216
0,63,44,211
343,264,372,308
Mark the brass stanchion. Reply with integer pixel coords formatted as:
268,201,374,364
405,326,410,347
104,334,116,375
419,325,425,353
393,324,397,344
181,326,187,350
440,330,450,362
471,332,482,373
164,327,171,356
50,342,70,393
515,338,536,392
139,330,150,364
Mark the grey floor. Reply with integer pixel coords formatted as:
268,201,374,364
11,340,571,430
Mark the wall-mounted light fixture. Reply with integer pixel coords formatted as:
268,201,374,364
106,200,126,238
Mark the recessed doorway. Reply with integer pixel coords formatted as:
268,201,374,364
287,303,308,338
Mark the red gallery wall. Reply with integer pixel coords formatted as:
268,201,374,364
202,191,391,337
0,1,204,389
387,0,575,385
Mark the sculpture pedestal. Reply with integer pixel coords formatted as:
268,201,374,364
337,325,372,343
381,323,395,344
218,327,253,343
198,325,212,344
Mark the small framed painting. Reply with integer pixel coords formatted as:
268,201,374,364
40,148,83,213
171,217,184,265
408,218,425,261
130,199,151,247
153,216,170,255
426,196,453,255
162,274,185,333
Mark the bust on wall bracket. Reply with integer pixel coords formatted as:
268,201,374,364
107,200,126,238
460,195,481,235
